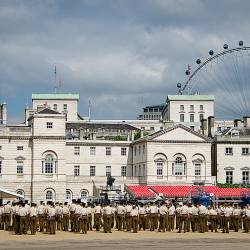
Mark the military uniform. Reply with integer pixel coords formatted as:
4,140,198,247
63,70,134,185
62,204,70,231
125,204,132,231
158,204,167,232
103,205,112,233
80,205,88,234
29,205,38,235
93,204,102,231
179,204,189,233
167,204,175,231
48,205,56,234
130,206,139,233
18,205,28,234
138,205,146,231
116,204,125,231
37,203,46,232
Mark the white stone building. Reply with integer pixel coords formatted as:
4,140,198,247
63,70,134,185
162,94,214,131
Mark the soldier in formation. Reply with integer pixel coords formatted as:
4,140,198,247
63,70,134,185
1,199,250,235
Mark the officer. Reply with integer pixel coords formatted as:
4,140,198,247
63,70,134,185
232,204,241,232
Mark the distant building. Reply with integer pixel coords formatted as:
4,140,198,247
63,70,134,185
162,94,214,131
138,104,164,120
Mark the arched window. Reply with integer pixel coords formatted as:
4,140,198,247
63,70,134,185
46,190,53,201
45,154,54,174
80,190,88,199
173,156,186,175
66,190,72,200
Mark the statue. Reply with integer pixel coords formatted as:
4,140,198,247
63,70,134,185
107,174,115,190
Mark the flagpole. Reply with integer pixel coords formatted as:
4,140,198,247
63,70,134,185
54,65,57,94
88,98,91,121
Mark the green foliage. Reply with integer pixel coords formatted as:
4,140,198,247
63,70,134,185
217,183,250,188
134,131,149,140
112,135,127,141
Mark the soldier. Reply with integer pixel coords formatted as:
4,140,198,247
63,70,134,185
116,202,125,231
30,203,38,235
198,203,207,233
0,204,4,230
223,204,232,233
103,203,112,233
178,202,189,233
75,201,82,232
12,202,20,234
48,203,56,234
4,201,12,231
111,203,117,229
37,201,46,232
145,203,151,230
69,199,76,232
190,204,199,232
131,205,139,233
232,204,241,232
93,202,102,231
208,206,218,232
149,202,159,231
125,202,132,231
158,202,167,232
80,203,88,234
175,203,182,230
18,202,28,234
87,203,93,231
244,205,250,233
62,202,70,231
167,202,175,231
55,202,62,231
24,201,31,233
138,203,146,231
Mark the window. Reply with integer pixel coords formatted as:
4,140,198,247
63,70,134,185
63,104,68,111
46,190,53,201
242,148,249,155
190,105,194,111
242,171,249,184
195,163,201,176
121,166,127,177
0,161,2,174
47,122,53,129
180,114,184,122
180,105,184,111
121,148,127,156
190,114,194,122
90,166,95,176
225,147,233,155
106,147,111,156
226,171,233,184
156,162,163,176
74,146,80,155
17,161,23,175
199,114,204,121
17,146,23,151
74,166,80,176
45,154,54,174
53,104,57,111
173,157,186,175
90,147,96,155
81,190,88,199
200,105,204,111
106,166,111,176
66,190,72,200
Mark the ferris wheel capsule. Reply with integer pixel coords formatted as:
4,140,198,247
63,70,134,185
196,59,201,64
185,70,190,75
239,40,244,46
223,44,228,49
209,50,214,56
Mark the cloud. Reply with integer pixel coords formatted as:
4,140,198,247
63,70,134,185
0,0,250,122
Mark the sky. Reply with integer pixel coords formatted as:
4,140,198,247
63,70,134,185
1,0,250,123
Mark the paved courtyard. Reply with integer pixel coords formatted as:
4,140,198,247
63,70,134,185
0,231,250,250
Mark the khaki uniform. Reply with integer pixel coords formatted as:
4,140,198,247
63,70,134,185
62,206,70,231
37,204,46,232
198,205,208,233
179,205,189,233
93,205,102,231
4,204,12,231
18,206,28,234
69,203,76,232
55,205,62,230
138,206,146,231
103,205,112,233
208,208,218,232
130,208,139,233
30,206,38,235
116,205,125,231
158,205,167,232
87,206,93,230
80,207,88,234
48,206,56,234
125,205,132,231
149,205,159,231
168,205,175,231
232,207,241,232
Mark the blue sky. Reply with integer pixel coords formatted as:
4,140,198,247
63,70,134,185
1,0,250,123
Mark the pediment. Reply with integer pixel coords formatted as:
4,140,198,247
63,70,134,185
15,156,26,161
150,125,208,142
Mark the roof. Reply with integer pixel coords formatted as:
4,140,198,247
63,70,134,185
37,108,61,115
167,94,215,102
32,94,79,100
126,186,250,198
133,124,211,144
66,122,139,131
143,104,165,109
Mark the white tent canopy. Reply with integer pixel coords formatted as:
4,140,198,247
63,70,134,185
0,187,24,199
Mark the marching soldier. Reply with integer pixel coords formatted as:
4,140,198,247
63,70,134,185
145,203,151,230
13,202,20,234
190,204,199,232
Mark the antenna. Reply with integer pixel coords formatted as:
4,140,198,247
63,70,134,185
54,65,57,94
88,98,91,121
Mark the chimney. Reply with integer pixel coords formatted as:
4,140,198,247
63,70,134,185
201,119,208,136
234,119,242,127
208,116,215,138
0,102,7,125
243,117,250,127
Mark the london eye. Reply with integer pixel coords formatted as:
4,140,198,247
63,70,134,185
177,41,250,120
